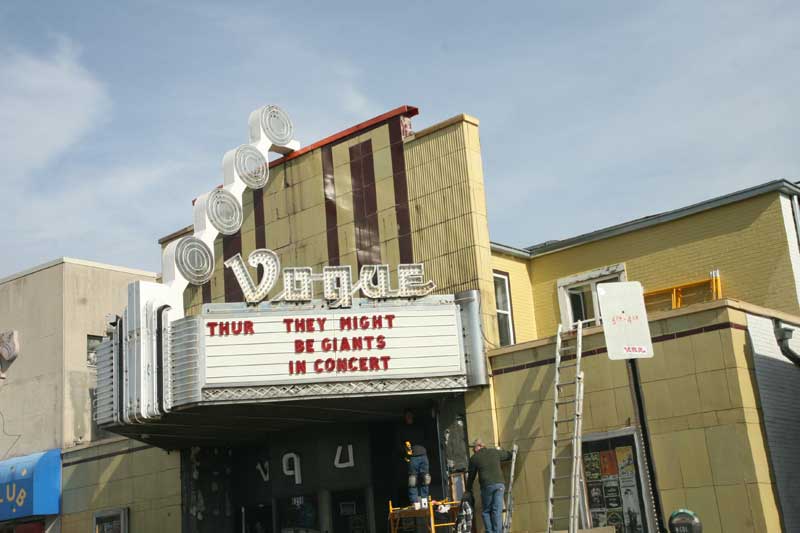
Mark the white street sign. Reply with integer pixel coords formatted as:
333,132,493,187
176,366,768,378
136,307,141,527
597,282,654,360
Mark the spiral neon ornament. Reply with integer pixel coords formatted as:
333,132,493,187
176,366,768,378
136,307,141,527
260,105,294,146
206,188,243,235
175,237,214,285
234,144,269,189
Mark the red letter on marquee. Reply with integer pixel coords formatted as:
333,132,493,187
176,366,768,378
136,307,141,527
207,322,218,336
283,318,294,332
295,340,305,353
244,321,255,335
380,356,391,370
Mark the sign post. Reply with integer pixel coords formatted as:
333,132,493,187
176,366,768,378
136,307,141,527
597,281,664,532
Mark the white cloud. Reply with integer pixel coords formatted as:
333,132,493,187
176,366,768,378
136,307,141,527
0,38,111,186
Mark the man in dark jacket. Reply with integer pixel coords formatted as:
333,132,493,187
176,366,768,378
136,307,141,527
466,438,512,533
399,410,430,508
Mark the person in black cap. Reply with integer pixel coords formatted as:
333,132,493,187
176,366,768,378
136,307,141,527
466,437,512,533
399,409,430,509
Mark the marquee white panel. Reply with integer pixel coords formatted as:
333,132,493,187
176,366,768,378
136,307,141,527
201,298,465,387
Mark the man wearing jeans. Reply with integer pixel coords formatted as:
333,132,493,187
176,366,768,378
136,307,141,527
466,438,512,533
399,409,430,509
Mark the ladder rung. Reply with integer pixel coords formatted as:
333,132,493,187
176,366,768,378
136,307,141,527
550,516,570,521
550,495,572,501
552,456,572,462
554,436,573,443
555,398,576,405
557,380,576,387
555,416,578,424
552,474,573,480
559,361,578,368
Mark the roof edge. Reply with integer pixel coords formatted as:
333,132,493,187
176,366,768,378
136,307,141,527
409,113,479,141
526,179,800,257
160,105,420,244
268,104,419,169
0,257,158,286
490,242,531,259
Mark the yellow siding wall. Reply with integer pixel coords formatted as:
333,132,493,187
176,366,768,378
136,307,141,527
61,439,181,533
405,115,498,342
531,193,797,337
480,303,781,533
491,252,536,342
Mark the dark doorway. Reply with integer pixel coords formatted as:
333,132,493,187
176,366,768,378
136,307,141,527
241,504,273,533
369,406,444,533
332,489,368,533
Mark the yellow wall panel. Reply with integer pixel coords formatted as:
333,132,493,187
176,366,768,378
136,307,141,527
477,303,782,533
530,193,796,337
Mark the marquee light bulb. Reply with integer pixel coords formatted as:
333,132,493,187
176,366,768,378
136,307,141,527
323,266,354,308
283,268,314,301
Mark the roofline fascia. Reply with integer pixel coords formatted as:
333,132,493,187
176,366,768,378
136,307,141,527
490,242,532,259
526,179,800,258
0,257,158,286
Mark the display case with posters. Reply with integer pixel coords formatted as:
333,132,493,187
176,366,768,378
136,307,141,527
582,431,653,533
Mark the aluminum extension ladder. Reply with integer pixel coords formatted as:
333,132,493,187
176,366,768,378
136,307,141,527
546,322,589,533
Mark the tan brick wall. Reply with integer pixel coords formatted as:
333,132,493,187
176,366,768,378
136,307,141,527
405,116,498,343
473,302,782,533
61,438,181,533
530,193,797,338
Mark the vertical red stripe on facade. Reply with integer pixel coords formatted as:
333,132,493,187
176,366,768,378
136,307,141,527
389,118,413,263
350,140,381,269
223,233,244,302
252,187,268,281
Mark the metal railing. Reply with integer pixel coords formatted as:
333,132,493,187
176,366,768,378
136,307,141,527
644,269,722,310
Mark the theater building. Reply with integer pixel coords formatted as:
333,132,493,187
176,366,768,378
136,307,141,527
87,104,799,533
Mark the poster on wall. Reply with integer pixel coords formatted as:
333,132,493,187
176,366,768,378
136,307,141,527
620,477,644,533
616,446,636,478
607,508,625,533
585,452,601,481
592,510,608,527
584,435,649,533
600,450,619,479
603,481,622,508
588,481,605,508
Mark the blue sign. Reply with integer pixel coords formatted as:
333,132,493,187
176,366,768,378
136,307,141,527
0,449,60,520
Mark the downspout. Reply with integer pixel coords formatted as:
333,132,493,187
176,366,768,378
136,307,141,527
773,320,800,366
791,195,800,249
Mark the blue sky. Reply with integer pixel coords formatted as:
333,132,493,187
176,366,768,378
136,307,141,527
1,1,798,277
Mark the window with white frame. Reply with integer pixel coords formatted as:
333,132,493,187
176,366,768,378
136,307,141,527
557,264,626,328
94,507,128,533
493,271,515,346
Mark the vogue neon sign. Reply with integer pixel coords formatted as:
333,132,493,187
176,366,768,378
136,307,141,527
224,249,434,306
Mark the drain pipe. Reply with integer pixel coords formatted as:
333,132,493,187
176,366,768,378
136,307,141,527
792,195,800,247
774,320,800,365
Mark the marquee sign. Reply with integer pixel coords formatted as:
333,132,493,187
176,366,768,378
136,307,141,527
200,298,463,388
93,103,485,430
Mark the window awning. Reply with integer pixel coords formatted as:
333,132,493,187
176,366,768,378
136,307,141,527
0,449,60,521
